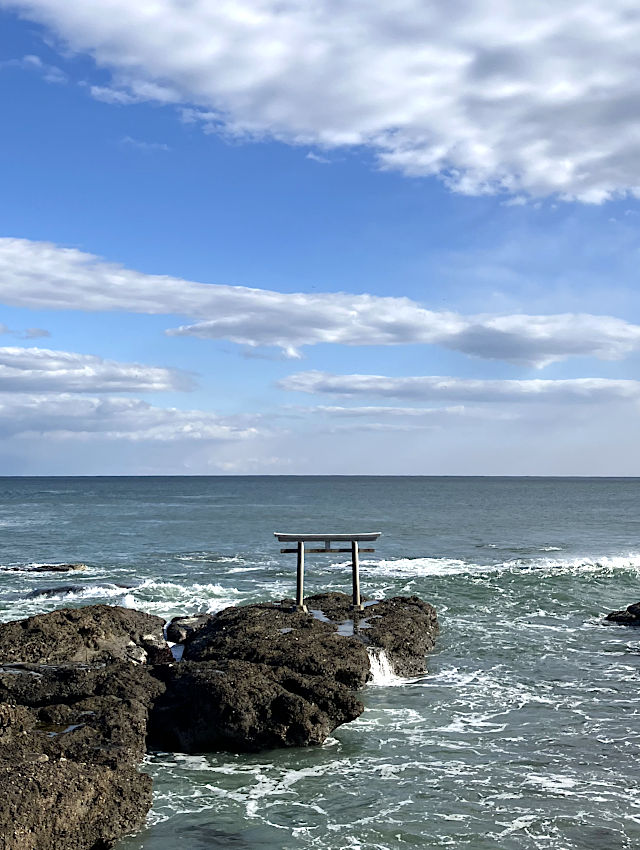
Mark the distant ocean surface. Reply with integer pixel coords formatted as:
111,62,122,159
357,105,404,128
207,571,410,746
1,475,640,850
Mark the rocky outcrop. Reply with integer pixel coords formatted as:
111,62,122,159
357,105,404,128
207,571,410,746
149,659,364,753
293,592,439,676
0,604,172,665
0,593,439,848
182,601,371,689
1,758,151,850
605,601,640,626
0,660,164,850
0,606,170,850
151,592,439,753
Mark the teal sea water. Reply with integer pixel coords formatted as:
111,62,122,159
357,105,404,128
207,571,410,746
1,476,639,849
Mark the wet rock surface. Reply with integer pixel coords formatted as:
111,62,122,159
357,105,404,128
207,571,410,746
182,600,371,689
605,601,640,626
294,592,438,676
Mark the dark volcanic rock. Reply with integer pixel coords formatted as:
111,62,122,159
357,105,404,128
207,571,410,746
303,592,439,676
182,601,370,689
0,591,439,845
149,659,363,753
358,596,439,676
27,583,134,599
0,759,151,850
0,604,172,665
26,585,85,598
166,613,214,643
605,601,640,626
0,660,163,850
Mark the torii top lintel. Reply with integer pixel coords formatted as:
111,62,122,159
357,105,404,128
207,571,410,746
274,532,381,543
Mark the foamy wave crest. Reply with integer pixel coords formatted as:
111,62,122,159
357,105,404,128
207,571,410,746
122,578,243,619
359,553,640,579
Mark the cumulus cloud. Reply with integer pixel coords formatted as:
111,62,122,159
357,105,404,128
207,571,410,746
279,371,640,403
0,393,257,441
4,0,640,200
0,346,194,393
3,237,640,367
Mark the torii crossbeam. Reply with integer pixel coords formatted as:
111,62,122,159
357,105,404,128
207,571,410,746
274,532,382,612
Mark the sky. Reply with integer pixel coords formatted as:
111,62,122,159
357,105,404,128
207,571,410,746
1,0,640,475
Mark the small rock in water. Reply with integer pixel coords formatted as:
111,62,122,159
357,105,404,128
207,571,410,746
605,601,640,625
27,585,85,598
4,562,88,573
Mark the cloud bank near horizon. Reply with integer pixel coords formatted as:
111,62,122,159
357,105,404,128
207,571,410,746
0,393,258,442
4,0,640,201
2,237,640,368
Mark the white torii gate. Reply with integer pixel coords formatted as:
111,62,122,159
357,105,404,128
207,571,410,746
274,532,382,613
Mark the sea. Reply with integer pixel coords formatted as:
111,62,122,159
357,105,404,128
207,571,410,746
1,475,639,850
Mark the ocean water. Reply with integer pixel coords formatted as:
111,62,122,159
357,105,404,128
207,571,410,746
1,475,639,850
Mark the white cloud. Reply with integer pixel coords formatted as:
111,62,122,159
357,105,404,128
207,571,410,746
279,371,640,403
3,237,640,367
0,346,194,392
4,0,640,200
0,393,257,441
120,135,171,152
0,53,67,83
289,404,517,421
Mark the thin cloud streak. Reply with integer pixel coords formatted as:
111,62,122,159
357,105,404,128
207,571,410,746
2,237,640,367
279,371,640,403
0,346,195,393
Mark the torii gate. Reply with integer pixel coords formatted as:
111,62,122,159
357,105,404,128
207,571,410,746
274,532,382,613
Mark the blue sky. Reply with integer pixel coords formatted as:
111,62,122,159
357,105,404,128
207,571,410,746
1,1,640,474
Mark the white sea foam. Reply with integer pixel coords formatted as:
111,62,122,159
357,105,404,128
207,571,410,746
366,648,411,687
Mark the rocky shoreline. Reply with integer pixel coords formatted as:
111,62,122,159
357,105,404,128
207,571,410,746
0,593,438,850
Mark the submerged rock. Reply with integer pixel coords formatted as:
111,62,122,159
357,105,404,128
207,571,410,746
3,563,88,573
605,601,640,626
0,604,172,665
